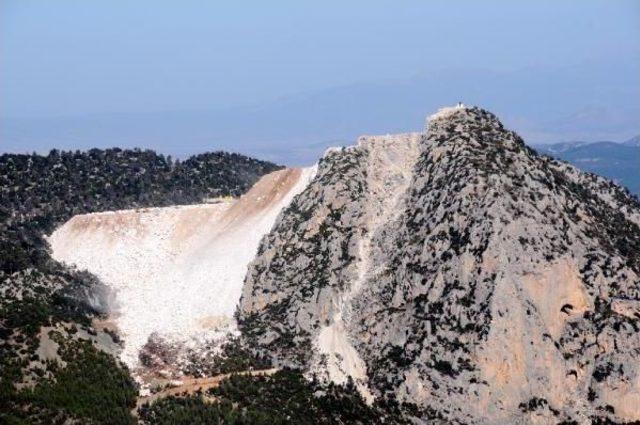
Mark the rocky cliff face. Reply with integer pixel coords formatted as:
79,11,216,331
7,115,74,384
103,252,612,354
238,106,640,424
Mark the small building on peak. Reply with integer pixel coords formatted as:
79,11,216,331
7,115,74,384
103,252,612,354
425,103,468,130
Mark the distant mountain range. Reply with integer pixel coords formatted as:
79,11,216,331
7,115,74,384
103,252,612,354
2,59,638,166
534,135,640,195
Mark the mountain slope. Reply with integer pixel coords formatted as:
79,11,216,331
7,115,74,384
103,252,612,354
0,148,281,423
623,135,640,147
0,149,281,274
535,140,640,195
47,167,316,372
238,107,640,423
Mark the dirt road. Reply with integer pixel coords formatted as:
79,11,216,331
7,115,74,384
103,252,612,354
136,368,279,409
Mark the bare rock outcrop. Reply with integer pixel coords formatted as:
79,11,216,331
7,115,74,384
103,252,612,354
238,106,640,424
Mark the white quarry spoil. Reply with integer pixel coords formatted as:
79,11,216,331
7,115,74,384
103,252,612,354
48,166,316,369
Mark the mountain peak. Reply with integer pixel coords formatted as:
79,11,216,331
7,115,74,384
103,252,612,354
426,104,504,134
426,102,468,123
239,108,640,423
424,105,526,160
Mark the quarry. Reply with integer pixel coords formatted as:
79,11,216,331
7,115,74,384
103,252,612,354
47,166,317,374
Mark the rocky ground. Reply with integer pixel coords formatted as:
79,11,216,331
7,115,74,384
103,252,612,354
239,106,640,424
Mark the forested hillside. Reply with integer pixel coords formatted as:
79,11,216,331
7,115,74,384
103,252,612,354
0,148,280,424
138,369,405,424
0,148,281,273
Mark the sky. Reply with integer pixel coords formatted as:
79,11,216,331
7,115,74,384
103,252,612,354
1,1,639,162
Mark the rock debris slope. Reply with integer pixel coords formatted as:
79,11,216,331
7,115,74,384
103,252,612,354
238,106,640,424
48,167,316,370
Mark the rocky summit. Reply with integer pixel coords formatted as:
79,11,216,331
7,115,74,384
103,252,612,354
238,106,640,424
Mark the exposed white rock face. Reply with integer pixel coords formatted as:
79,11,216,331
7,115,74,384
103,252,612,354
238,107,640,424
48,167,316,369
309,133,421,402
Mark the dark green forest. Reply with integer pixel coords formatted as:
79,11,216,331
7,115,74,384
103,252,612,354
0,148,281,273
139,369,407,424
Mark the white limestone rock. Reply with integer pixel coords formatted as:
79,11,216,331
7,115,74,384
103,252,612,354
238,107,640,424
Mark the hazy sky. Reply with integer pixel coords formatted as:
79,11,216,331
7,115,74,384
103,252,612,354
2,0,638,118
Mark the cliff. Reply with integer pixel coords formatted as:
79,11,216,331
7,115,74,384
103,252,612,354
238,107,640,424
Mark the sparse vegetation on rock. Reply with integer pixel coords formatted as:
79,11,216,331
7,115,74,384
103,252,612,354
238,107,640,424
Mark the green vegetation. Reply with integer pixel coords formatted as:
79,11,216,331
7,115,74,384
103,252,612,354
0,148,281,423
2,339,137,424
139,369,407,424
1,297,52,337
182,336,272,377
1,149,281,273
140,396,237,425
